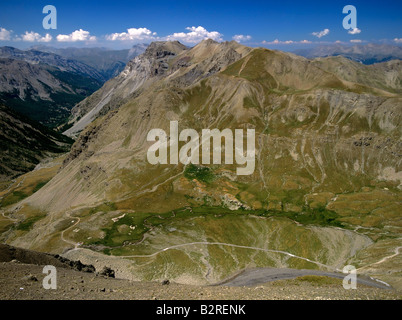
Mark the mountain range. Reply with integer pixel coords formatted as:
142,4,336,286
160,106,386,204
0,40,401,290
31,44,148,81
0,45,147,127
294,43,402,64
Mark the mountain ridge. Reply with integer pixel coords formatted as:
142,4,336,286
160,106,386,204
29,44,148,81
0,46,105,82
0,104,73,181
294,43,402,64
64,40,252,137
0,57,102,126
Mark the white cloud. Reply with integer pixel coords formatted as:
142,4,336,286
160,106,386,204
166,26,223,43
56,29,96,42
312,28,330,38
20,31,52,42
262,39,311,45
106,26,222,43
350,39,362,43
106,28,157,41
0,27,12,41
348,28,361,35
233,35,252,42
394,38,402,43
263,39,293,45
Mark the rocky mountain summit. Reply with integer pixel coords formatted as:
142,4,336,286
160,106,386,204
64,40,250,136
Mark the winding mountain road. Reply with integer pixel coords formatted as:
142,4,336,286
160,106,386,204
117,241,338,271
60,212,82,250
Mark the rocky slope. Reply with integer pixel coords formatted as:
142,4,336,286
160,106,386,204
1,40,401,289
0,105,72,181
1,261,400,300
0,46,104,82
64,40,251,136
312,56,402,94
0,244,400,300
31,44,148,81
0,57,102,126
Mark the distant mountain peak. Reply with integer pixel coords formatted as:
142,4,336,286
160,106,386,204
145,41,188,58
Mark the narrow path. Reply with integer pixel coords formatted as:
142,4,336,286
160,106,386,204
117,241,339,271
357,245,402,271
134,167,185,197
60,212,81,250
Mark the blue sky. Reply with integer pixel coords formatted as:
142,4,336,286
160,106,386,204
0,0,401,50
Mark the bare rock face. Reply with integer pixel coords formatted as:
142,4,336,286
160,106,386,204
98,266,115,278
0,244,95,273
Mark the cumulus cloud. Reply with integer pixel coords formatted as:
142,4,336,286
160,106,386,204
312,28,330,38
350,39,362,43
348,28,361,35
106,26,222,43
232,35,252,42
56,29,96,42
20,31,52,42
0,27,12,41
106,28,157,41
166,26,223,43
394,38,402,43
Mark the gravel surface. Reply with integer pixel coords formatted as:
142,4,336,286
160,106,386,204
1,262,400,300
218,268,391,289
